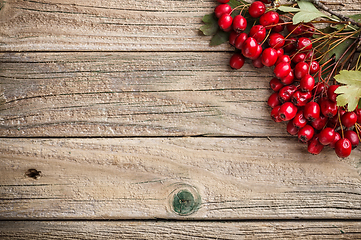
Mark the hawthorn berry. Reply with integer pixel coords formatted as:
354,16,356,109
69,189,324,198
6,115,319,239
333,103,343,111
311,115,328,131
268,33,285,49
287,120,299,135
294,62,309,79
261,48,278,67
329,132,341,149
292,90,312,106
271,105,282,122
234,33,248,49
217,0,230,3
228,31,240,46
268,92,281,108
214,4,232,18
335,138,352,158
320,99,338,118
280,69,295,85
259,11,279,29
298,125,315,143
229,53,245,69
292,110,307,129
309,61,320,74
218,14,233,31
344,130,360,149
278,102,298,121
318,127,336,145
297,37,313,51
252,56,264,68
308,135,324,155
248,1,266,18
233,15,247,33
304,102,320,121
341,112,357,128
300,74,315,92
278,85,297,103
274,62,291,79
249,25,266,43
269,77,283,92
327,85,339,102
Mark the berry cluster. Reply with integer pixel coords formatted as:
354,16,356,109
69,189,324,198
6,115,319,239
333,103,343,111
214,0,361,157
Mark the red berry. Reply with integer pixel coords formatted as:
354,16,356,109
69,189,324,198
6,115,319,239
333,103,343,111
303,23,315,37
271,105,282,122
320,99,338,118
276,55,291,65
276,48,284,58
214,4,232,19
292,110,307,129
252,56,264,68
229,53,245,69
274,62,291,79
261,48,278,67
242,37,261,59
259,11,279,29
292,90,312,107
268,92,281,108
278,85,297,103
248,1,266,18
287,120,299,135
304,102,320,121
314,82,326,96
269,77,283,92
234,32,248,49
287,24,303,35
232,15,247,33
292,52,307,64
341,112,357,128
279,102,298,121
249,25,266,43
284,37,297,53
308,135,324,155
311,115,328,131
217,0,230,3
260,0,272,3
335,138,352,158
309,61,320,74
294,62,309,79
300,74,315,92
327,85,339,102
344,130,360,149
228,31,240,46
268,33,285,49
355,108,361,124
329,132,341,149
297,37,313,51
280,69,295,85
272,19,285,33
318,127,336,145
218,14,233,31
298,125,315,143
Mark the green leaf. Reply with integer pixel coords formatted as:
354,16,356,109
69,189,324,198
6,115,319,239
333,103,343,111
277,6,301,13
334,70,361,111
319,38,354,64
200,13,219,36
293,11,326,24
210,31,230,46
292,0,327,24
349,14,361,23
228,0,248,9
297,0,321,13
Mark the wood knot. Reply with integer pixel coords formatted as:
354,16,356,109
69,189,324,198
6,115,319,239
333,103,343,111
25,169,41,179
168,183,201,216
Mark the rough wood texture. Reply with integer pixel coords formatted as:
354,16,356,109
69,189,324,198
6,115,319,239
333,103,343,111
0,0,359,51
0,52,278,137
1,138,360,219
1,221,361,239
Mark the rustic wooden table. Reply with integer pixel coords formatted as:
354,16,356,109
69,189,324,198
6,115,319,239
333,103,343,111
1,0,361,238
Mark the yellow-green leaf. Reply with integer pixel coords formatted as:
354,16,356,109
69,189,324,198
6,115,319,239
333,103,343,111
334,70,361,111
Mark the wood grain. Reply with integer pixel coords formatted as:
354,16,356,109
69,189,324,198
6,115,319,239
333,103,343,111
0,0,359,51
0,52,280,137
1,221,361,239
1,138,360,219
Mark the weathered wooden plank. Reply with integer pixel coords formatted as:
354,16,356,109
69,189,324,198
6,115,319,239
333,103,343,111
1,138,360,219
0,0,359,51
0,52,281,137
1,221,361,239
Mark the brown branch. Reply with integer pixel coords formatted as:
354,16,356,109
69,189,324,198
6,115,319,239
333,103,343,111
312,0,361,28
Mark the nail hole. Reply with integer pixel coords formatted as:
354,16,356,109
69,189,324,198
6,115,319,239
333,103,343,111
25,169,41,179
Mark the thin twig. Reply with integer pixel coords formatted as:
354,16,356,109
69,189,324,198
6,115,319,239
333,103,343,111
312,0,361,28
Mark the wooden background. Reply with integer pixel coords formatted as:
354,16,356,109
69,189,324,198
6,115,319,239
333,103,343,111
1,0,361,238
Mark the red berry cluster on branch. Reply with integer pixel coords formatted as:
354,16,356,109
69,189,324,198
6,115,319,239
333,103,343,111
213,0,361,157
